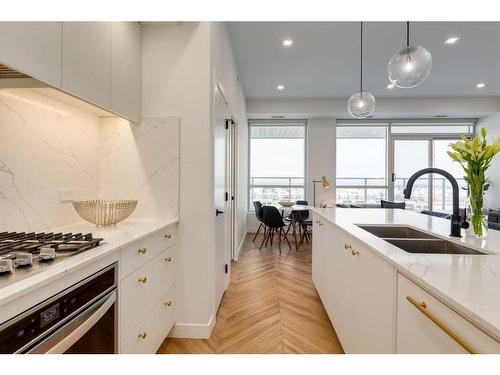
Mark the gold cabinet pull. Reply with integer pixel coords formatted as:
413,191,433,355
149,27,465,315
138,277,147,283
344,244,352,250
351,250,359,256
138,331,147,339
406,296,477,354
164,233,172,239
165,256,172,262
165,300,172,307
137,248,147,254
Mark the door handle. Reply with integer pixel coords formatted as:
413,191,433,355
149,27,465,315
391,172,397,182
216,209,225,216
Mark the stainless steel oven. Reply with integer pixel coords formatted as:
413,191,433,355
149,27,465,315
0,263,117,354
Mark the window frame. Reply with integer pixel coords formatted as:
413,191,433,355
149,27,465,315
335,118,476,209
248,120,308,211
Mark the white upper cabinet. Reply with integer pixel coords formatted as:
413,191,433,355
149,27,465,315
0,22,62,87
62,22,111,109
111,22,142,122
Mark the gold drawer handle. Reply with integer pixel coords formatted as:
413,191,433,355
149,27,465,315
137,248,147,254
165,256,172,263
165,233,172,239
165,300,172,307
351,250,359,256
138,277,147,283
406,296,477,354
344,244,352,250
138,331,147,339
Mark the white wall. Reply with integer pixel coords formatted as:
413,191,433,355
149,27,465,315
247,96,500,119
478,113,500,209
306,118,336,206
210,22,249,259
142,21,248,338
143,22,215,338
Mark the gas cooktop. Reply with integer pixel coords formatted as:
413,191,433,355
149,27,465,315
0,231,103,287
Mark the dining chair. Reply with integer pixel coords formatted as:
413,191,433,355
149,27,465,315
252,201,266,242
260,206,291,254
295,200,312,247
381,200,406,209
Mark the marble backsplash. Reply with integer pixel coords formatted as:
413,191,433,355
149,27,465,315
99,117,179,221
0,88,179,232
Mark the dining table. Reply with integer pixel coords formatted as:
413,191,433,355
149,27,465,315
263,203,312,250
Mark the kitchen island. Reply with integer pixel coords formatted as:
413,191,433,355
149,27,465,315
311,207,500,354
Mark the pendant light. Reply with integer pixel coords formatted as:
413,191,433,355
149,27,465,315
347,22,375,119
387,22,432,88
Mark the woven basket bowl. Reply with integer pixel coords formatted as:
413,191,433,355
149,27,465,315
72,200,138,226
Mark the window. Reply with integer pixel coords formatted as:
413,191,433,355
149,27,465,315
336,119,475,212
249,122,306,209
336,125,388,204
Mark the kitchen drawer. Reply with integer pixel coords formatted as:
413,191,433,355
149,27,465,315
397,273,500,353
120,224,176,279
120,247,175,340
121,286,175,354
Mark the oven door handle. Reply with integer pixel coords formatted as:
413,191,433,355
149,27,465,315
27,290,116,354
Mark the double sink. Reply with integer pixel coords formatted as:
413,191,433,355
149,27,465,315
357,225,486,255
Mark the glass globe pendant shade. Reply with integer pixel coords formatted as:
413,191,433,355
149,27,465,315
387,45,432,88
347,91,376,118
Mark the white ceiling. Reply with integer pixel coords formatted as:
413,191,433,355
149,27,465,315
227,22,500,99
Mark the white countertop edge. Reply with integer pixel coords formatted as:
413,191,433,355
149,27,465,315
0,217,178,306
311,207,500,342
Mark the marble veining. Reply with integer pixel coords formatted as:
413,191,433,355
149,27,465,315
0,89,179,231
312,207,500,342
99,117,180,220
0,89,100,231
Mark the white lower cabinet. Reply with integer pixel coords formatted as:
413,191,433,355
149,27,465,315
312,213,500,353
312,213,394,353
121,286,175,354
325,223,355,353
119,224,176,353
353,238,395,353
396,273,500,354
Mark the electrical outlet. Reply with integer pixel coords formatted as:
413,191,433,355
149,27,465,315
59,188,75,203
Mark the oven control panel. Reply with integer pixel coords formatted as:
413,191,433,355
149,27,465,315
0,264,116,353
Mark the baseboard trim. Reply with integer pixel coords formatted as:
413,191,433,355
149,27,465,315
169,314,216,339
234,230,247,260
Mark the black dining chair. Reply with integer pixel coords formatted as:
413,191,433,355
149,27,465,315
381,200,406,209
260,206,291,254
295,200,313,247
252,201,266,242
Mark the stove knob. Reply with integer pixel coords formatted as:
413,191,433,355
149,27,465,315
14,252,33,267
39,247,56,261
0,259,13,273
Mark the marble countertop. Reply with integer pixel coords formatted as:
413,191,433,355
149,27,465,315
0,217,178,306
311,207,500,342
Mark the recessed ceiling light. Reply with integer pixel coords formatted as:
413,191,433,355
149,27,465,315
282,39,294,47
277,85,285,90
444,37,461,45
386,83,395,89
476,82,485,88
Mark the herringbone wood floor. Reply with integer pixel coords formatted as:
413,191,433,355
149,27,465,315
157,233,344,354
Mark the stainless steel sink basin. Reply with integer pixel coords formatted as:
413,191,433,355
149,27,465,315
384,238,485,255
357,225,435,239
356,225,486,255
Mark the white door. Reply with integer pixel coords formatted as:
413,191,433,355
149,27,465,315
214,84,230,311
